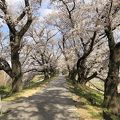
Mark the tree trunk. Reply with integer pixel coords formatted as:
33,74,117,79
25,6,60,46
49,66,56,78
10,35,23,92
44,69,49,80
78,77,86,85
68,67,77,84
104,26,120,115
77,58,97,85
0,0,32,93
104,49,120,115
77,59,86,84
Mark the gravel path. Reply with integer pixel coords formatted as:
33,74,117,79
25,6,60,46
1,76,80,120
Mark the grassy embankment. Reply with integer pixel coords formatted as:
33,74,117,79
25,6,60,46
0,75,54,102
67,78,104,120
68,78,120,120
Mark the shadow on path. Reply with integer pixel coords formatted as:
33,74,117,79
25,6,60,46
1,76,81,120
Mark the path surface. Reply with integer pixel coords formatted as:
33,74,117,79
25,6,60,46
1,76,80,120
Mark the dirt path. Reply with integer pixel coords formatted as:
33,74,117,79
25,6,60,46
1,76,80,120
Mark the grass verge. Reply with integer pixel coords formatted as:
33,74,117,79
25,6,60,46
1,75,56,102
67,80,104,120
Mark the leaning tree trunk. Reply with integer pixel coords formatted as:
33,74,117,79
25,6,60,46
104,24,120,115
77,58,97,85
76,31,96,85
104,45,120,115
10,35,23,92
104,61,119,115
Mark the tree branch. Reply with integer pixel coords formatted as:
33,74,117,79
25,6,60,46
87,72,97,81
0,0,16,33
0,57,13,78
77,31,97,66
16,11,26,24
61,0,74,27
19,0,32,38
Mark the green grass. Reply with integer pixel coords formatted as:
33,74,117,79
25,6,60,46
1,75,43,92
87,78,104,92
0,85,11,98
24,75,44,89
73,85,104,106
67,79,104,120
1,75,55,102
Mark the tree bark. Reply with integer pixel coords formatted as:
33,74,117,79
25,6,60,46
0,58,13,78
0,0,32,93
10,35,23,92
104,23,120,115
104,61,119,115
77,59,86,84
44,69,49,80
76,31,97,84
68,66,77,84
104,44,120,115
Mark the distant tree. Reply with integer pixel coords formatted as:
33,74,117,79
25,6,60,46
50,0,100,84
24,24,60,80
